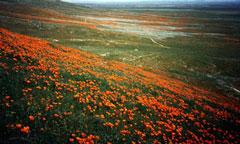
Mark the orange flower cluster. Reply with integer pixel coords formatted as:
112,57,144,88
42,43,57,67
15,124,30,134
69,133,99,144
120,130,131,136
20,126,30,134
103,122,114,128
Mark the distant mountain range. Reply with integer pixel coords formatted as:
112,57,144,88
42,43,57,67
78,1,240,9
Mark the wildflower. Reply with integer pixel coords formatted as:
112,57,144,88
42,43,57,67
105,91,112,95
5,96,11,100
99,114,105,119
69,138,74,143
29,115,34,121
42,117,46,121
89,81,94,85
81,132,86,138
25,80,31,84
71,133,76,137
16,124,22,129
53,113,60,118
36,86,41,90
20,126,30,134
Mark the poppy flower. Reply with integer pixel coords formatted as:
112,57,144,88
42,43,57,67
20,126,30,134
29,115,34,121
16,124,22,129
69,138,74,143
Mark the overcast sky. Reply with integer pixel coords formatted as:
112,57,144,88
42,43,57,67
62,0,237,3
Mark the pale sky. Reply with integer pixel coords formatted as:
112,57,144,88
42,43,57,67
62,0,237,3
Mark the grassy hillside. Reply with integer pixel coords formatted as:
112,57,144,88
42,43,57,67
0,28,239,143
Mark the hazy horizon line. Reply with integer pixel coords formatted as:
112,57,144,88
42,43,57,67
61,0,239,4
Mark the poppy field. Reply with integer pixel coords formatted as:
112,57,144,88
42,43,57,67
0,0,240,143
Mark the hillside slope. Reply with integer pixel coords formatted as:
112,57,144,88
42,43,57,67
0,28,239,143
